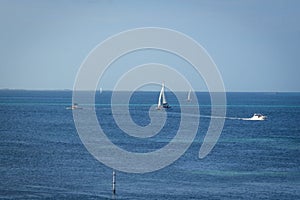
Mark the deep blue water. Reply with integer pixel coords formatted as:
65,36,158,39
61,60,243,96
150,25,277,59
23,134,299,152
0,91,299,199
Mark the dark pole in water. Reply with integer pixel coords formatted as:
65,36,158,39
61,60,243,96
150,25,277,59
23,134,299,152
112,170,116,195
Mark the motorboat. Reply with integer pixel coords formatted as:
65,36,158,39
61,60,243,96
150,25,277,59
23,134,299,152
248,113,267,120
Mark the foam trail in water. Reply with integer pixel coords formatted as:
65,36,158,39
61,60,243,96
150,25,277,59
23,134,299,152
179,112,245,120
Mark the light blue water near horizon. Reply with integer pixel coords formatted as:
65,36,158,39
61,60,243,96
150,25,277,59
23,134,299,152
0,91,299,199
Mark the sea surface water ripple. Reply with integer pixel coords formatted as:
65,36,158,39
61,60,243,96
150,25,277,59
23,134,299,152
0,91,299,199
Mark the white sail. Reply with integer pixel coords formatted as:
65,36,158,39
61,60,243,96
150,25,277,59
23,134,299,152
162,83,167,104
162,92,167,104
157,85,164,108
157,82,169,109
187,89,191,101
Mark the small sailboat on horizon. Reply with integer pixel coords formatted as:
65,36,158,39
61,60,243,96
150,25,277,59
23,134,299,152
157,82,170,109
187,89,192,102
66,103,82,110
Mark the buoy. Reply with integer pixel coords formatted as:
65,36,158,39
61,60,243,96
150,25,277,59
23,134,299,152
112,170,116,195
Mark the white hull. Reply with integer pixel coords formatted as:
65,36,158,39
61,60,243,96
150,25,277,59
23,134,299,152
243,113,267,121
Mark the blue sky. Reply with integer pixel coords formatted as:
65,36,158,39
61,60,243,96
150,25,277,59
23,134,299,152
0,0,299,91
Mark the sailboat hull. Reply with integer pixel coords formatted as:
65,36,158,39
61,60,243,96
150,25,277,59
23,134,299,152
157,82,171,109
162,103,170,108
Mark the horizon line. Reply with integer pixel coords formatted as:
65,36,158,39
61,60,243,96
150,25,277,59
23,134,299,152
0,88,299,93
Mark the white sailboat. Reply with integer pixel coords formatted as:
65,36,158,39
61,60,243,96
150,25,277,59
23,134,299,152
187,89,191,102
157,82,170,109
66,103,82,110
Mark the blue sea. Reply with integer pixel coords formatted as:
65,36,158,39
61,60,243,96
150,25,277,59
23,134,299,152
0,90,299,199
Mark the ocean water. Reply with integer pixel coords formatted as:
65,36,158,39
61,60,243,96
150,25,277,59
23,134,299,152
0,91,299,199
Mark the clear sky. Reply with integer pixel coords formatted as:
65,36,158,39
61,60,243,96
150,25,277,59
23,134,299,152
0,0,299,92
